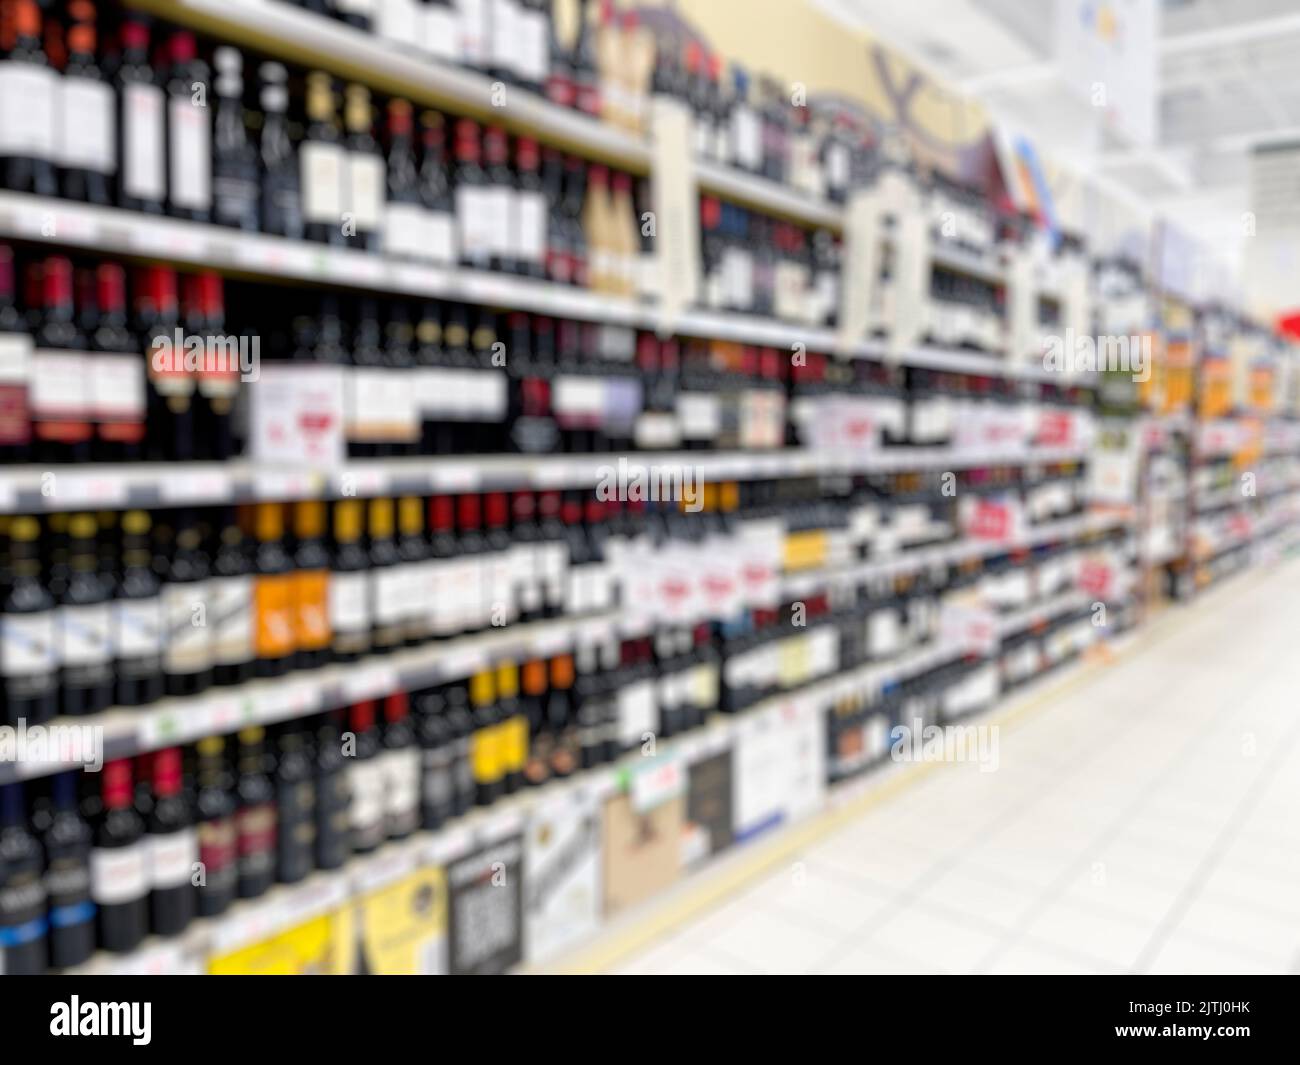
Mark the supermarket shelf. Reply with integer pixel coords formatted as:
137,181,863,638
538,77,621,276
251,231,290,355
0,446,1089,514
0,609,629,785
0,192,1100,383
780,512,1126,598
67,622,981,974
0,190,648,326
127,0,652,171
0,509,1123,784
995,591,1091,638
931,242,1006,285
695,159,843,230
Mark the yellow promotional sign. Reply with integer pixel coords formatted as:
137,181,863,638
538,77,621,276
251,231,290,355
782,530,827,572
1199,357,1231,419
355,867,448,975
208,908,354,976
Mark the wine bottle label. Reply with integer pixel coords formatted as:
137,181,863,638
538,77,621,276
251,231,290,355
0,333,31,447
91,842,148,905
676,392,721,441
292,570,331,651
163,581,213,673
197,818,237,882
58,603,111,667
374,566,409,627
346,151,385,232
517,7,549,83
378,0,419,43
616,680,656,747
448,556,484,629
552,376,603,428
330,570,371,633
57,76,116,173
1,611,58,675
384,201,425,260
500,714,527,773
455,0,489,66
514,190,547,265
122,83,165,201
422,209,457,264
486,550,514,622
113,596,164,658
486,185,514,258
44,853,92,918
730,107,762,170
826,142,850,191
0,868,45,931
30,350,90,424
421,745,454,809
383,746,422,828
455,185,496,261
0,61,56,159
422,5,459,60
475,370,507,421
148,828,199,889
490,0,520,75
301,140,344,223
347,759,385,838
90,353,146,424
208,575,253,665
169,96,212,210
237,803,276,875
254,573,296,659
633,411,682,450
470,725,502,784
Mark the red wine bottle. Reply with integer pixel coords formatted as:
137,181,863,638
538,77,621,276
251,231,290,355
191,272,238,462
414,685,453,831
161,511,214,697
367,498,403,654
211,46,260,231
58,4,114,206
234,726,276,900
0,0,58,197
90,759,148,954
453,118,492,270
301,72,346,246
343,83,383,251
417,111,455,265
194,735,237,918
86,263,144,462
29,256,92,464
313,710,351,871
146,746,197,937
346,700,384,854
34,771,95,969
0,244,31,463
138,264,192,462
112,509,164,708
381,692,420,841
1,515,59,727
273,724,315,884
258,61,303,240
115,18,164,213
57,513,113,718
210,509,255,687
163,31,212,223
0,780,47,974
329,500,371,662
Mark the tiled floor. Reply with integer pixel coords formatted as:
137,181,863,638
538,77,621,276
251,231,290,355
608,560,1300,975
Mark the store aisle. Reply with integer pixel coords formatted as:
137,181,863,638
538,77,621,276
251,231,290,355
606,561,1300,975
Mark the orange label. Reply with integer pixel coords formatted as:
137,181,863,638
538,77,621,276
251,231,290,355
1200,358,1231,419
255,574,297,658
293,570,331,651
